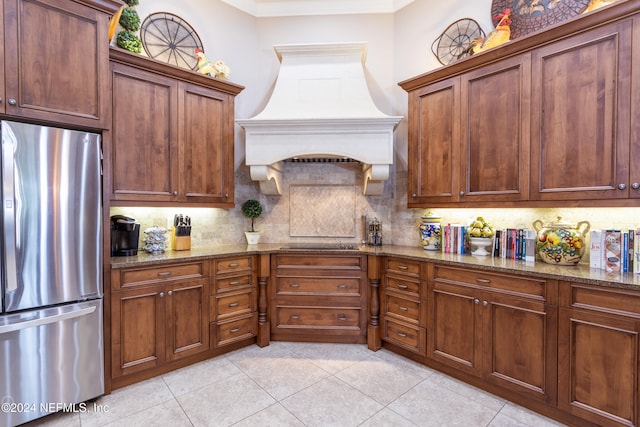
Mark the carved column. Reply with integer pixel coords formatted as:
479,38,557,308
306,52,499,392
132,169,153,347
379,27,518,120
256,254,271,347
367,254,382,350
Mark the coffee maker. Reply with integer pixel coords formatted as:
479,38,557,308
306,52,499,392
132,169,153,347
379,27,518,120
110,215,140,256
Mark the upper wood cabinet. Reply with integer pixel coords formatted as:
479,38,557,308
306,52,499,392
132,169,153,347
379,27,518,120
401,1,640,207
2,0,118,128
530,20,632,201
407,53,531,207
107,48,244,207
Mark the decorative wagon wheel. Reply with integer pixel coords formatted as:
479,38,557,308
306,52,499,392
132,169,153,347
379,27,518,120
140,12,203,70
431,18,485,65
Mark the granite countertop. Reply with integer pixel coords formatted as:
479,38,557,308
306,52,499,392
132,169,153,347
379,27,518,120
110,244,640,292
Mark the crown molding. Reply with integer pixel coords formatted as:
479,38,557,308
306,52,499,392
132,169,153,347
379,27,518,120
221,0,414,17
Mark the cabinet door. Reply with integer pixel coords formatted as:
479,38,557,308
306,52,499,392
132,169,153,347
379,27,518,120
531,20,632,200
179,83,234,206
111,286,165,378
558,308,640,427
0,2,5,115
428,281,482,376
483,293,556,404
110,63,178,202
3,0,110,128
631,16,640,198
166,280,210,360
460,55,531,202
407,77,460,206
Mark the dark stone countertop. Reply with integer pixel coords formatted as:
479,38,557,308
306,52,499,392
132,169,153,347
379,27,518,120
110,244,640,292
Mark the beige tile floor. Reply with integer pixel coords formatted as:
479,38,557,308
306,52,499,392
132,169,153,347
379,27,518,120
25,342,567,427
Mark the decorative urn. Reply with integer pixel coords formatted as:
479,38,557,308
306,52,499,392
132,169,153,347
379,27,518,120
419,212,441,251
532,217,590,265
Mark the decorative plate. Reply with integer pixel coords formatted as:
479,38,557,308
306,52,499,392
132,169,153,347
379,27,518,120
491,0,591,39
140,12,203,70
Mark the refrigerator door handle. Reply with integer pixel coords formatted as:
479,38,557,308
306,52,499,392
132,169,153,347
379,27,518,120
2,124,18,293
0,305,96,335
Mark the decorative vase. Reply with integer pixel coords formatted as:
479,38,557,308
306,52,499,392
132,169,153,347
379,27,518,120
469,237,493,256
533,217,590,265
419,212,442,251
244,231,261,245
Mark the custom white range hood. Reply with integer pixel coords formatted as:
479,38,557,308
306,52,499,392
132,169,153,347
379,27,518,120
237,42,402,195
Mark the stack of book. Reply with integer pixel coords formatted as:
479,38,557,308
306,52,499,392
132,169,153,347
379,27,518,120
441,224,469,254
589,229,637,273
492,229,536,262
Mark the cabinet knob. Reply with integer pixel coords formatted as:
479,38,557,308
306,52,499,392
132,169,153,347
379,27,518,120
482,300,489,307
459,191,465,196
618,183,627,190
7,98,17,106
225,193,229,198
168,290,172,296
411,193,417,198
632,183,640,190
474,298,480,305
159,292,165,298
173,191,178,196
0,97,3,103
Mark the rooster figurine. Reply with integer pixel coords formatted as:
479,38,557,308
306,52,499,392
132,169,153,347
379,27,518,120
472,8,512,54
195,48,231,79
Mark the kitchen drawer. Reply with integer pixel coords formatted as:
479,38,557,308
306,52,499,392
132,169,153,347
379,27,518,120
214,256,254,275
383,317,425,354
432,265,547,301
384,294,421,324
385,257,421,278
215,274,253,293
384,275,421,296
212,291,254,321
559,281,640,318
215,313,257,347
274,254,366,271
276,307,361,329
276,277,362,296
115,262,206,289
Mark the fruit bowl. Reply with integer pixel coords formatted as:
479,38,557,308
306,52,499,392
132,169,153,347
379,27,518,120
469,237,493,256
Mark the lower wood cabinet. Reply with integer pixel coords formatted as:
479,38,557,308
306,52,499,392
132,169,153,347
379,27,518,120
211,255,258,347
380,257,426,355
428,265,557,404
110,261,210,379
559,281,640,427
271,253,368,343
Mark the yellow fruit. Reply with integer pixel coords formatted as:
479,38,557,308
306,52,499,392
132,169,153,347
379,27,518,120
470,228,482,237
472,220,483,228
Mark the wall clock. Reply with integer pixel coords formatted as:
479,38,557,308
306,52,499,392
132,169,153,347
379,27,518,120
491,0,590,39
140,12,203,70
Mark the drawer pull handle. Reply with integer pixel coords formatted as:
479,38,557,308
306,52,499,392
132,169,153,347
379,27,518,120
397,284,408,289
475,278,491,283
337,316,348,321
289,283,300,288
157,271,172,276
337,284,349,289
228,302,240,307
290,315,300,320
397,265,409,270
228,263,240,268
229,281,240,285
398,306,408,311
229,327,241,333
397,332,407,337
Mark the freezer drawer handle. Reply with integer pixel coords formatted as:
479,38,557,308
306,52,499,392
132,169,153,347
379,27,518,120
0,305,96,335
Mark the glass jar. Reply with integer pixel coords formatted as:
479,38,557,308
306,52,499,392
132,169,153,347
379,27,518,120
419,212,441,251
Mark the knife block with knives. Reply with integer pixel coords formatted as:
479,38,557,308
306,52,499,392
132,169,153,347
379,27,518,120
171,214,191,251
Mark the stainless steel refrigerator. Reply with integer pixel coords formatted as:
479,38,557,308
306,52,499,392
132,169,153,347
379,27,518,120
0,121,104,427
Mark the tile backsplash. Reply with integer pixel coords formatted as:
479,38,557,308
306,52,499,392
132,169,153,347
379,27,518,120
110,162,640,261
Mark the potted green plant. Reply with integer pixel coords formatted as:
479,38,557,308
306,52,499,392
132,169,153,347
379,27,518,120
241,199,263,244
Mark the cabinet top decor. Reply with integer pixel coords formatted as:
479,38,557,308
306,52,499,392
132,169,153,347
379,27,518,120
399,0,636,91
